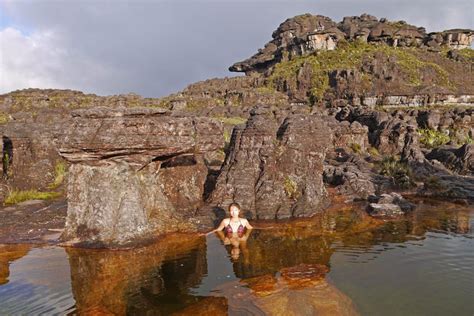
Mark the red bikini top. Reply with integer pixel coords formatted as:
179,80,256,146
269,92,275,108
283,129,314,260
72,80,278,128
225,218,245,236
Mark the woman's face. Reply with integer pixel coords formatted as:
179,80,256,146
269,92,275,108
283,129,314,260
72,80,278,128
230,205,240,217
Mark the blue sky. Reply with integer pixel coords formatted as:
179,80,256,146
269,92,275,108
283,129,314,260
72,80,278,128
0,0,473,97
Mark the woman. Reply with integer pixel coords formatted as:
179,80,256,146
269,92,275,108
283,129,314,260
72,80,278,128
206,202,253,236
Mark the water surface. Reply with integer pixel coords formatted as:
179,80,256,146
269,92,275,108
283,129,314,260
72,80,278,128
0,199,472,315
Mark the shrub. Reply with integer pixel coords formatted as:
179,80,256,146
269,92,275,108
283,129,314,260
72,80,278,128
378,156,413,188
418,128,450,148
350,143,362,154
368,147,380,156
284,176,298,200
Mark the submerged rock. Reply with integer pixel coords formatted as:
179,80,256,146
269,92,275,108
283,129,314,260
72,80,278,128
368,203,404,218
215,263,359,316
367,192,415,218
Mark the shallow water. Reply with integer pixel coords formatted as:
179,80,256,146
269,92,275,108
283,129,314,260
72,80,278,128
0,199,473,315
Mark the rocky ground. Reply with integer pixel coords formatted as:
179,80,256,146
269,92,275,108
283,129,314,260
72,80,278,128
0,198,66,244
0,13,473,247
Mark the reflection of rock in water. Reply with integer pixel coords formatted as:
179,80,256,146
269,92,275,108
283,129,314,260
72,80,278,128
215,263,359,316
66,234,208,315
232,200,473,279
232,231,334,279
0,244,31,285
407,200,472,235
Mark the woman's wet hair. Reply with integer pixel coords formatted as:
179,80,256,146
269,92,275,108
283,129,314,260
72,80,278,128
228,202,241,213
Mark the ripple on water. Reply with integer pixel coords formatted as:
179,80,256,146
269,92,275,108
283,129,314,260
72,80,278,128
0,247,75,315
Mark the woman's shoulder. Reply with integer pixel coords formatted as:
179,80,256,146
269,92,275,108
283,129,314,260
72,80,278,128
222,218,230,224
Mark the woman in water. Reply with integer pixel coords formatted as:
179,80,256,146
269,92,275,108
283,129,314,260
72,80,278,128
205,202,253,261
206,202,253,236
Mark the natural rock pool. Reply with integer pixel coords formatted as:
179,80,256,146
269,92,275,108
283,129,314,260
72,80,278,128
0,199,472,315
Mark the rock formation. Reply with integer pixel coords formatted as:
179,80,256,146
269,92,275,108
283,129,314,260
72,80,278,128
58,107,223,246
230,13,474,75
0,13,473,247
207,107,332,219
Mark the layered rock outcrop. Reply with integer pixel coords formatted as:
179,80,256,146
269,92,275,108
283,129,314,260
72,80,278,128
59,107,223,246
207,107,332,219
230,13,474,74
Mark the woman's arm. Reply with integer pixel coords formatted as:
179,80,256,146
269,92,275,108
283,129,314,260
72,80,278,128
244,218,253,230
204,218,227,235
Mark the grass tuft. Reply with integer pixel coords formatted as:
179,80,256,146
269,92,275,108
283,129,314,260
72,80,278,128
284,176,298,200
213,116,247,125
4,189,61,205
350,143,362,154
48,161,67,189
418,128,450,148
0,112,9,124
378,156,413,188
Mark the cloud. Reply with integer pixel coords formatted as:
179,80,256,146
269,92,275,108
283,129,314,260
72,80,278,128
0,26,122,95
0,28,63,92
0,0,473,97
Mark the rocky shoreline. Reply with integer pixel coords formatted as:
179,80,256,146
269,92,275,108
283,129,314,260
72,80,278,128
1,13,473,247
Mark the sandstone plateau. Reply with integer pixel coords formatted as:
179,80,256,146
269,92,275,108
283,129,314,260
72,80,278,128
0,13,473,247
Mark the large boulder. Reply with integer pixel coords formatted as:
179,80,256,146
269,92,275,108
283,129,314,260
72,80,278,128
207,108,332,219
426,143,474,175
59,107,223,246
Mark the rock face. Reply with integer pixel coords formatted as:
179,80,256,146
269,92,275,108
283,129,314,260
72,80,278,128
426,144,474,175
59,107,223,246
0,122,65,195
230,13,474,75
207,107,332,219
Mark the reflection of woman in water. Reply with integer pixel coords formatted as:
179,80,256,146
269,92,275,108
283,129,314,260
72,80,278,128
206,202,253,260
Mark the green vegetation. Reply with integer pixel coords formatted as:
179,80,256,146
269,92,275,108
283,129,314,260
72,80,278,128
4,189,61,205
221,129,232,152
0,112,9,124
268,41,452,103
223,129,231,144
418,128,450,148
213,116,247,125
284,176,298,200
378,156,413,188
463,135,473,144
48,161,67,189
350,143,362,154
368,147,380,157
457,48,474,60
2,153,12,178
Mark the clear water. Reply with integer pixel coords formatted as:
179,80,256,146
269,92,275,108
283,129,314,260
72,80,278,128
0,199,472,315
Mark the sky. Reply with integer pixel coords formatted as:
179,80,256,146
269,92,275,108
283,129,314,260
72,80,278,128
0,0,473,97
